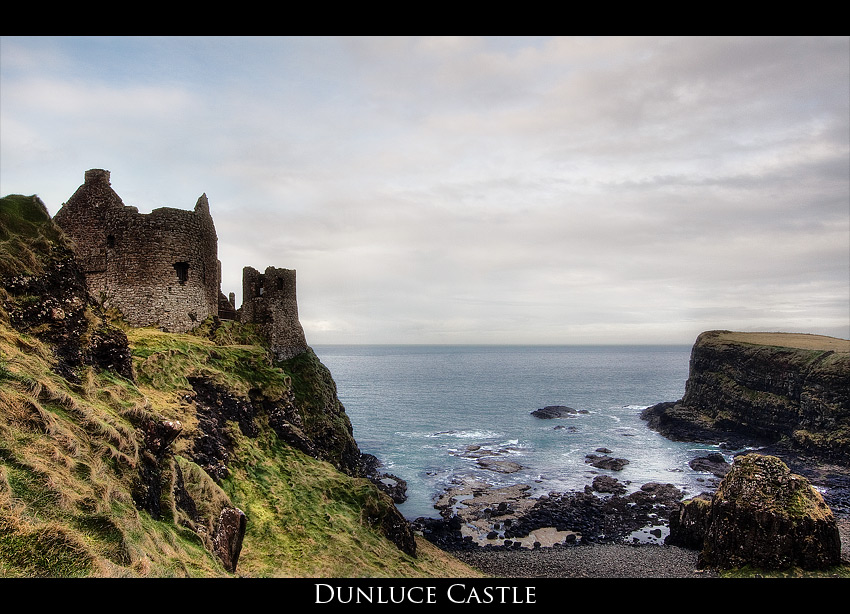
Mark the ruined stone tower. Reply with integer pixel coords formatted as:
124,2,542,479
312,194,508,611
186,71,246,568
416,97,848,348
239,266,308,360
54,169,220,333
52,169,309,360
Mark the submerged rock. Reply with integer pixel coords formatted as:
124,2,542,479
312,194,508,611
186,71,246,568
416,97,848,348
477,458,523,474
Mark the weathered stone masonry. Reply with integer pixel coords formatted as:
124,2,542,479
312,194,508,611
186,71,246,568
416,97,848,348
239,265,307,361
53,169,308,360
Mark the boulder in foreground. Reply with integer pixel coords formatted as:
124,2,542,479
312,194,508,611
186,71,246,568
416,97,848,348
669,454,841,570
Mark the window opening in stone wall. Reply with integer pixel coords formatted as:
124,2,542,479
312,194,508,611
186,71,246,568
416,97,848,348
174,261,190,284
276,278,284,291
107,235,115,248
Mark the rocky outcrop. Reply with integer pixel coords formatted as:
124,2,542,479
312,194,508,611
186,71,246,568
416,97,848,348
592,475,627,495
689,453,731,478
1,195,134,382
642,330,850,464
666,493,713,550
417,479,685,551
212,507,247,573
531,406,584,419
281,348,365,477
669,454,842,570
361,453,408,504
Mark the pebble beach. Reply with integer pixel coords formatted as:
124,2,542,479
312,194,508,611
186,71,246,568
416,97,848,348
451,542,715,578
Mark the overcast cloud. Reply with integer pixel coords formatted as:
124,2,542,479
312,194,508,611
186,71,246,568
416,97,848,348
1,36,848,344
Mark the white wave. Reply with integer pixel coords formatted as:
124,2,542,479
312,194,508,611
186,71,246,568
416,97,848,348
427,429,504,440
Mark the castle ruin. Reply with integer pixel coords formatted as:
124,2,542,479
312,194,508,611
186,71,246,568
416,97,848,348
240,266,307,361
53,169,308,360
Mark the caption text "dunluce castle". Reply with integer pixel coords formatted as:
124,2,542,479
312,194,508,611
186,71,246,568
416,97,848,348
315,583,537,605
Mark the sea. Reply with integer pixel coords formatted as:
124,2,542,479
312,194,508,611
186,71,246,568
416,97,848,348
313,344,727,520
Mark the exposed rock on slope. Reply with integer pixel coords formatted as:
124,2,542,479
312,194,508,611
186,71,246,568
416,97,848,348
1,195,133,382
668,454,841,570
642,330,850,464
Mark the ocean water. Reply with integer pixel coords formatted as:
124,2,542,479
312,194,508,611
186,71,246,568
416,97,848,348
313,345,726,520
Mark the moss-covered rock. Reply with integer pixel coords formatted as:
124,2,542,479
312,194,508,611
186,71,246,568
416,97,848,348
1,194,134,382
672,454,842,570
666,492,713,550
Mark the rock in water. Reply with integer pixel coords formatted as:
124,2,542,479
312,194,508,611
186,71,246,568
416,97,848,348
530,406,577,419
689,452,731,478
592,475,627,494
674,454,842,570
584,454,630,471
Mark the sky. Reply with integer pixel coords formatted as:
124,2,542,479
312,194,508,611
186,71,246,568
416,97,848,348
1,36,848,345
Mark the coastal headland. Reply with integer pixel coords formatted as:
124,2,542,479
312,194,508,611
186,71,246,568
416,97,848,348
415,330,850,577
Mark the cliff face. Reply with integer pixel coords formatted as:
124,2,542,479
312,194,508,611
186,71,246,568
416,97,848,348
643,330,850,464
0,194,460,577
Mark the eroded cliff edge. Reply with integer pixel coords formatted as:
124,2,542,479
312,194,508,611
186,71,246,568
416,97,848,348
642,330,850,470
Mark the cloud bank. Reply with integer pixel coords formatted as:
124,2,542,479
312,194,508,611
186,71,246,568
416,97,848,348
2,36,848,344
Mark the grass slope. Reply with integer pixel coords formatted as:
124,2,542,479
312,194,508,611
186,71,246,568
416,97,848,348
0,310,479,577
0,315,482,577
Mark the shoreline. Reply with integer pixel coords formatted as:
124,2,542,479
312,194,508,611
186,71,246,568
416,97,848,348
450,542,716,578
410,442,850,578
445,512,850,579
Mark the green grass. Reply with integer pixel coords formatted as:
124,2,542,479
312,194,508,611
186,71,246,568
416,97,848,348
0,317,479,577
0,518,94,577
0,194,65,278
221,425,406,577
0,321,229,576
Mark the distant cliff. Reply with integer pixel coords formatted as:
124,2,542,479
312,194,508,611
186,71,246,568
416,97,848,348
642,330,850,465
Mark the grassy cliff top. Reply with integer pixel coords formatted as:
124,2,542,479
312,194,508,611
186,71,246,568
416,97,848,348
699,330,850,353
1,312,481,577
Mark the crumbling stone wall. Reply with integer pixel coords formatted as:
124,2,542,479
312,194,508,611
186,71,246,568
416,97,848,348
239,266,308,360
54,169,220,333
54,169,311,353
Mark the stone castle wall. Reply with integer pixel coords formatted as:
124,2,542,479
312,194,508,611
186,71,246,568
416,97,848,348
239,266,308,360
54,169,220,333
54,169,307,360
53,169,309,359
